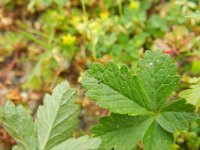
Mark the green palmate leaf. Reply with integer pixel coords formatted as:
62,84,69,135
92,114,153,150
35,81,80,150
82,50,198,150
0,101,36,150
51,136,101,150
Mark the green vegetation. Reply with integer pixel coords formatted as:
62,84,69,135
0,81,101,150
0,0,200,149
0,51,199,150
81,51,198,150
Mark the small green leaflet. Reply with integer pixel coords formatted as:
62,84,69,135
0,81,101,150
142,121,174,150
137,50,180,110
82,50,199,150
179,82,200,110
0,101,36,150
92,114,153,150
81,60,150,115
35,81,80,150
51,135,101,150
157,100,197,133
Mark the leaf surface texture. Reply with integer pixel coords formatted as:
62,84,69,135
51,136,101,150
0,101,36,150
35,81,80,150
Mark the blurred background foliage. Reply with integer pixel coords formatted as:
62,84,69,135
0,0,200,149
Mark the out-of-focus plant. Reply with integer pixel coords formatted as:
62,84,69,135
0,32,24,62
186,11,200,20
179,78,200,110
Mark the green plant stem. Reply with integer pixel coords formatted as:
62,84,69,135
92,39,97,60
118,0,123,16
81,0,97,60
81,0,87,20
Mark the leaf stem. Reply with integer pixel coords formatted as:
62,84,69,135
81,0,87,20
118,0,123,16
